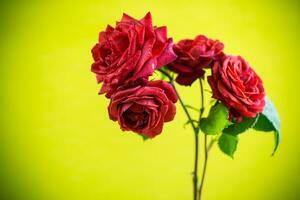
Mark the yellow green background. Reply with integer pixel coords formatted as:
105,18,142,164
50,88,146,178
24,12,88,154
1,0,299,199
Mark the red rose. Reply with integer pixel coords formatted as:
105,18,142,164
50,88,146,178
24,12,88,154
108,80,178,138
91,12,177,97
167,35,224,86
208,55,265,122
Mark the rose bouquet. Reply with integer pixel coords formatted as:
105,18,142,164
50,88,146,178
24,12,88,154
90,12,280,200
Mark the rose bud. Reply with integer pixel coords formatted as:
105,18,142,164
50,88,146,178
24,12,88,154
108,80,178,138
167,35,224,86
91,12,177,97
208,55,265,122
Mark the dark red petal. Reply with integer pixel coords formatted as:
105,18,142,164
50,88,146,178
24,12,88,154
91,44,100,61
140,12,154,38
131,58,156,81
135,23,145,47
207,76,221,100
147,80,178,103
175,70,204,86
156,38,177,67
121,13,138,23
164,100,176,122
134,37,156,74
167,63,193,74
155,26,167,43
106,25,115,32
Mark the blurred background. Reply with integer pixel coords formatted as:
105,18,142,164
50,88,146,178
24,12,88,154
1,0,299,199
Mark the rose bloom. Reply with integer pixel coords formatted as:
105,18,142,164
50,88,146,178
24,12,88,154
108,80,178,138
208,55,265,122
91,12,177,97
167,35,224,86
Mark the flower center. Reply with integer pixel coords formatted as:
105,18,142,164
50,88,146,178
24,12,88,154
123,109,149,129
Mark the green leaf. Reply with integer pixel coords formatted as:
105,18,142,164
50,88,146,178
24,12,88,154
253,114,273,131
253,97,281,155
200,103,230,135
218,133,238,158
223,116,258,136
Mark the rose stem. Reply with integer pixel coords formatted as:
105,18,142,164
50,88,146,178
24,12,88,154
197,79,207,200
158,69,199,200
157,69,196,133
197,134,208,200
173,80,199,200
191,78,205,200
158,69,207,200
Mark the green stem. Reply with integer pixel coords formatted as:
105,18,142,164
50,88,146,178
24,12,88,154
207,138,217,152
197,79,205,132
173,85,197,133
157,69,197,132
197,134,208,200
197,79,207,200
170,79,198,200
158,69,203,200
